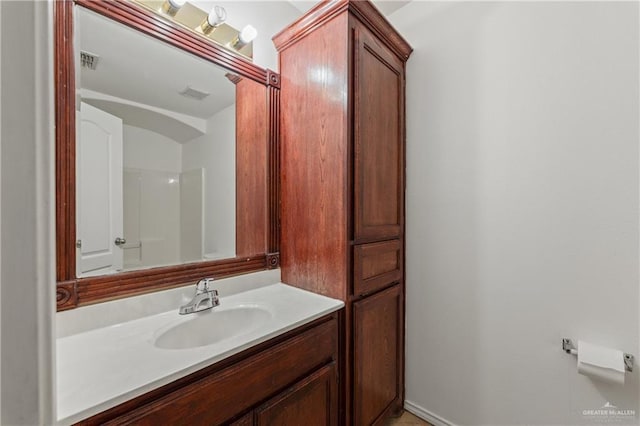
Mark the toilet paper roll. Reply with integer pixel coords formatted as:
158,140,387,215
577,340,625,385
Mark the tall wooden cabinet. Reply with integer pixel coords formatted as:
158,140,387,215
274,2,412,424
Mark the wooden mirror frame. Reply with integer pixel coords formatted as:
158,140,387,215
55,0,281,311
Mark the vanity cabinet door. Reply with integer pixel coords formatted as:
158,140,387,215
353,23,405,243
353,285,402,426
255,363,338,426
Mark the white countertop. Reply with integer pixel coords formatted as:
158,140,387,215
56,283,343,425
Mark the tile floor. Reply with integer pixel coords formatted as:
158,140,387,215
385,411,433,426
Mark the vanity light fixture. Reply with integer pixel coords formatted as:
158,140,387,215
231,25,257,50
200,5,226,35
134,0,256,60
161,0,186,17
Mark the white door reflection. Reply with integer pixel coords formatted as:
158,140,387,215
77,102,124,276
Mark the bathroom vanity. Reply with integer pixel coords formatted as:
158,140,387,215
57,283,343,425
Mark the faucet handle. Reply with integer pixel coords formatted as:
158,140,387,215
196,277,215,293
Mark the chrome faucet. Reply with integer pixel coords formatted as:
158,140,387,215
179,278,220,315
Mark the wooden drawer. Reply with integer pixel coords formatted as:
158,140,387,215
353,239,402,296
103,318,338,425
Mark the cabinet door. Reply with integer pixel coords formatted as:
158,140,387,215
353,285,402,425
255,363,338,426
353,23,405,242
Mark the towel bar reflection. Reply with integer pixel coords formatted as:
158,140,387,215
562,338,634,373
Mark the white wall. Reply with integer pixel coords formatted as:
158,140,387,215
124,169,182,268
388,2,639,425
123,125,182,173
0,1,55,424
180,168,204,261
123,125,183,269
183,104,236,259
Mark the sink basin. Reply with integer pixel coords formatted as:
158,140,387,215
154,305,272,350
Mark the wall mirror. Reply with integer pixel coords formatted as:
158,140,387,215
56,0,281,310
76,7,239,276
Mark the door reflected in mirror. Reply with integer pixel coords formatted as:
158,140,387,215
76,7,243,277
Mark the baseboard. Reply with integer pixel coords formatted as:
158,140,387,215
404,400,458,426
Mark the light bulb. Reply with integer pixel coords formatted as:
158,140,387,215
208,6,226,27
201,5,226,34
232,25,257,50
239,25,257,44
162,0,186,16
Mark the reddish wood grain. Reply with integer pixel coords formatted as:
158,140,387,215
353,23,404,242
255,363,337,426
275,2,411,424
55,0,76,284
353,239,401,297
76,255,267,305
353,285,402,426
279,12,351,301
236,78,268,257
56,280,78,311
267,70,281,261
273,0,412,61
348,0,413,60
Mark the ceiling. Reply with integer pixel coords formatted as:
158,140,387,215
77,6,236,121
287,0,411,16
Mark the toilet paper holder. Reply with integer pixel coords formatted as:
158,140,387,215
562,338,634,373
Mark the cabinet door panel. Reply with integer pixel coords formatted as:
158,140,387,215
353,285,402,425
353,24,404,242
255,363,337,426
353,239,402,296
